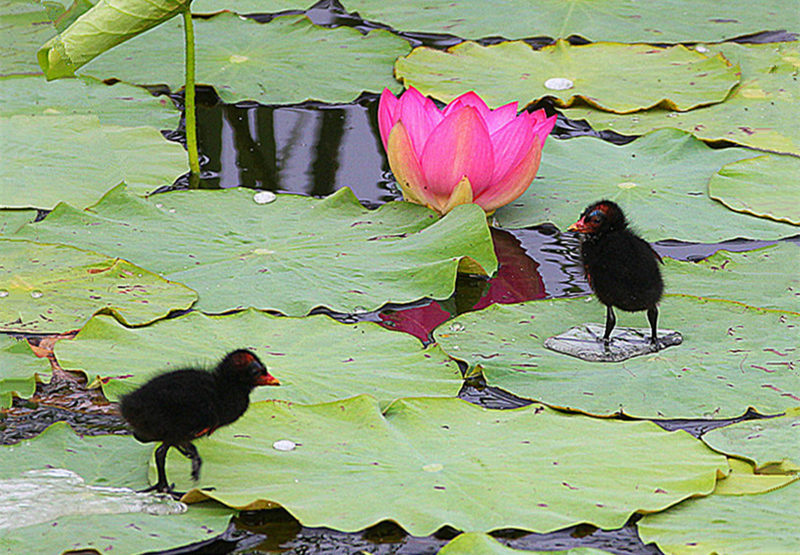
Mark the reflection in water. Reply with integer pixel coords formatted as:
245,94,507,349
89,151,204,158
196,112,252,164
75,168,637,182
195,96,399,205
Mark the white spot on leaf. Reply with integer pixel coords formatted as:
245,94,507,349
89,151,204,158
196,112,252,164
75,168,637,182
544,78,574,91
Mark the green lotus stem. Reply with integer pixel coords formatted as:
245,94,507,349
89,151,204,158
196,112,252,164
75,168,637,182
183,7,200,181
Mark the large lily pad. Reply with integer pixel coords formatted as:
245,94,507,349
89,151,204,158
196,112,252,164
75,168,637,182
0,0,57,77
0,210,36,235
0,75,179,129
709,154,800,226
78,12,410,104
702,408,800,473
191,0,310,15
15,186,497,314
494,129,800,241
0,238,197,333
395,40,739,113
433,296,800,419
563,42,800,156
54,309,463,404
638,479,800,555
38,0,190,79
0,336,50,408
0,115,187,210
664,244,800,314
439,533,613,555
176,396,727,535
343,0,799,43
0,422,234,554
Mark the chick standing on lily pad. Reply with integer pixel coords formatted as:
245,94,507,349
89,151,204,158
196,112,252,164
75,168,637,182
568,200,664,350
378,87,556,215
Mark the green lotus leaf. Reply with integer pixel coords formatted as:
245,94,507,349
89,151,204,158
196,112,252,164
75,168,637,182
713,458,798,496
0,0,58,77
342,0,800,43
0,115,187,210
664,244,800,314
15,186,497,314
40,0,96,32
440,533,613,555
54,310,463,404
396,40,739,114
78,12,410,103
0,238,197,334
0,210,36,235
563,42,800,156
173,396,727,535
639,478,800,555
0,75,179,129
38,0,191,79
0,336,50,408
494,129,800,241
709,154,800,225
433,296,800,419
0,422,234,554
191,0,310,15
702,408,800,473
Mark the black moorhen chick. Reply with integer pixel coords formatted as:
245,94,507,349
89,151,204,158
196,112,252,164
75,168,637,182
120,349,279,496
568,200,664,349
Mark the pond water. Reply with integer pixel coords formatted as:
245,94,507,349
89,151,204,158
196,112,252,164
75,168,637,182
2,90,790,554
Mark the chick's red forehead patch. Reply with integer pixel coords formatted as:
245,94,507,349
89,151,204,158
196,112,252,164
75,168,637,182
231,350,257,366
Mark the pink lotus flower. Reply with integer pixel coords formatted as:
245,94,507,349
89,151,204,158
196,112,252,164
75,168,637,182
378,87,556,215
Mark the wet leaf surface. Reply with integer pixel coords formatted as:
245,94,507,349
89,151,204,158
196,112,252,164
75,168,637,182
54,309,463,405
0,0,57,77
563,42,800,156
0,422,234,554
434,296,800,419
0,238,197,333
494,129,800,241
397,40,739,113
0,211,36,235
15,186,497,315
79,13,411,104
175,395,727,535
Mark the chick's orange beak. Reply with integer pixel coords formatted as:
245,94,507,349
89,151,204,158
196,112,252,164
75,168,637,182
567,218,586,233
257,373,280,386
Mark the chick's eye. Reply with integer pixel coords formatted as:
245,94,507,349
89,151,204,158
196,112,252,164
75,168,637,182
588,209,605,222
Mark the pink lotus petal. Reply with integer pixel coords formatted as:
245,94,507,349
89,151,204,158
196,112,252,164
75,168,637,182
489,114,537,186
397,87,443,158
476,138,543,212
420,106,495,204
378,88,400,149
484,101,519,134
531,110,558,147
442,91,491,121
386,121,436,207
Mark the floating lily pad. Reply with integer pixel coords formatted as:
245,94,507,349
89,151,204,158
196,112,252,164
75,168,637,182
638,478,800,555
709,154,800,225
0,115,187,209
343,0,799,43
544,323,682,362
702,408,800,473
0,0,57,77
0,336,50,408
0,422,234,554
433,296,800,419
494,129,800,241
713,458,798,496
0,238,197,334
439,533,613,555
0,75,179,129
664,244,800,314
15,186,497,314
191,0,310,15
175,396,726,535
563,42,800,156
396,40,739,113
78,13,410,104
0,210,36,235
54,310,463,405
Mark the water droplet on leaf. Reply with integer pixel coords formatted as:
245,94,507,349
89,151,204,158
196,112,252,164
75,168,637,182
0,289,8,298
544,77,574,90
253,191,277,204
449,323,465,332
273,440,297,451
422,463,443,472
30,290,44,299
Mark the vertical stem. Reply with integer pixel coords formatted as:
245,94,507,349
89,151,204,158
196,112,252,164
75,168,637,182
183,7,200,180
